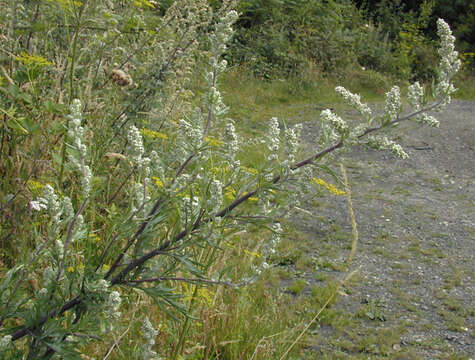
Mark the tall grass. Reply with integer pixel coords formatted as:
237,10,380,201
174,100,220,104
0,1,464,358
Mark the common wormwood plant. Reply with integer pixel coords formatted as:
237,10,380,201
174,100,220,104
0,0,460,357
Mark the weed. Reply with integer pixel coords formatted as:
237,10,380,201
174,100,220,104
0,4,466,358
356,298,388,322
444,267,464,289
287,279,308,295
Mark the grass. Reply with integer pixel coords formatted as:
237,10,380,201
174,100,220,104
452,69,475,100
2,53,475,358
153,70,475,355
220,66,395,132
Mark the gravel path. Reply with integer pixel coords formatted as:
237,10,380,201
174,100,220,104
290,100,474,359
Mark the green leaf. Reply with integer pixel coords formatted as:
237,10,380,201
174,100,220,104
172,255,203,277
315,164,345,187
6,117,29,135
139,286,190,320
43,100,68,115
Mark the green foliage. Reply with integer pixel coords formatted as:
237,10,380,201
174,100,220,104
226,0,445,81
356,0,440,80
0,0,462,359
358,0,475,71
231,0,474,80
231,0,363,78
433,0,475,68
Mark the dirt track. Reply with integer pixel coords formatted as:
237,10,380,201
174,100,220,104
291,99,474,359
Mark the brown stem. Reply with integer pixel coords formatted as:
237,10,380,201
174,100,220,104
360,98,445,138
110,210,205,285
10,90,450,343
12,295,82,341
110,139,344,284
107,169,135,205
105,196,166,279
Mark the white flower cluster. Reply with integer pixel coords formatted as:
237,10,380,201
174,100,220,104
202,10,238,133
367,136,408,159
103,291,121,332
88,279,110,293
178,110,203,151
29,199,47,212
435,19,460,107
255,222,283,273
67,99,92,196
33,185,81,251
127,126,153,217
207,179,223,214
320,109,348,142
347,123,369,145
284,124,302,164
99,290,121,333
408,81,424,111
41,184,61,222
407,82,439,127
41,266,56,288
267,117,280,161
207,85,228,118
181,195,200,216
208,10,238,62
127,125,147,169
224,121,239,160
335,86,372,121
267,222,282,255
437,19,461,82
300,166,315,194
132,182,151,219
0,335,12,351
141,317,159,360
383,86,401,121
417,113,439,127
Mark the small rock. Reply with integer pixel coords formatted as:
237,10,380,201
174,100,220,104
392,343,402,352
445,334,457,342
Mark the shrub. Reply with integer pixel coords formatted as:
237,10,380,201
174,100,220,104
231,0,363,78
0,0,461,358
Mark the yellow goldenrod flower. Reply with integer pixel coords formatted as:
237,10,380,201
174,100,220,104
244,249,262,258
46,0,83,8
312,177,346,196
16,52,52,67
133,0,156,8
152,176,164,188
67,266,75,273
204,137,224,147
242,166,258,175
224,188,236,201
197,288,214,306
88,233,101,242
27,180,45,193
140,128,168,140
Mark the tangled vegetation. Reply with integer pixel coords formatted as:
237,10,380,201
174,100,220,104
0,0,463,358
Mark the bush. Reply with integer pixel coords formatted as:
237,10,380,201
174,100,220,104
231,0,363,78
0,0,461,358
